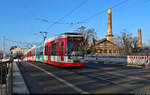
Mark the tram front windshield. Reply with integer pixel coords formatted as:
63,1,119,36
67,42,83,56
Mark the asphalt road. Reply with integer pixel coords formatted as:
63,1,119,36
17,62,150,94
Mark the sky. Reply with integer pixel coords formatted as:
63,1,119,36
0,0,150,52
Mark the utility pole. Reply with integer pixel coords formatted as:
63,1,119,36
2,36,6,59
40,31,48,41
39,31,48,62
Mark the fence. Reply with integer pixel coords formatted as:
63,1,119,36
0,60,13,95
85,55,150,67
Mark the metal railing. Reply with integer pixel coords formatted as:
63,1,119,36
0,61,13,95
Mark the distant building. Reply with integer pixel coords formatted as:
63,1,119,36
11,47,28,57
95,38,119,55
94,8,120,55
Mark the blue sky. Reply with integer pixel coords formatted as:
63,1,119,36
0,0,150,51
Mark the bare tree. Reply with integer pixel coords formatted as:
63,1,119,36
115,32,132,55
142,42,150,48
76,26,97,55
131,37,139,54
115,30,139,55
77,26,86,33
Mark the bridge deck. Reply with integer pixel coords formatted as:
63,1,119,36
14,61,150,94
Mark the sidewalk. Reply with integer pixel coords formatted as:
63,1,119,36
13,62,29,94
0,85,6,95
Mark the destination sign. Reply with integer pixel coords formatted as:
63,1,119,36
68,37,83,41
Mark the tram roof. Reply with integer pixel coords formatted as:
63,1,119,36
45,32,83,43
25,33,83,52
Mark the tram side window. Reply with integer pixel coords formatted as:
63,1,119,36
45,45,48,55
36,48,39,56
40,47,43,55
48,45,51,56
33,50,34,56
33,49,35,56
65,41,67,56
52,44,54,56
51,43,58,56
37,48,40,56
55,43,58,55
34,49,36,56
61,42,64,56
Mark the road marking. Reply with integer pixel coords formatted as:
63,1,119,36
29,63,88,94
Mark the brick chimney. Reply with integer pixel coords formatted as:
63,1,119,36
106,8,114,43
138,28,142,48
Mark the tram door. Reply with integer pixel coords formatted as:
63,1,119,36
61,42,64,61
48,45,51,61
41,46,44,62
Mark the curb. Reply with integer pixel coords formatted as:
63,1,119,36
126,64,144,69
13,62,29,94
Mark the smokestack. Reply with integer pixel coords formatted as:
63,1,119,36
107,8,112,35
138,28,142,48
106,8,114,43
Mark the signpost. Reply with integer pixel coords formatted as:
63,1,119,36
144,53,150,69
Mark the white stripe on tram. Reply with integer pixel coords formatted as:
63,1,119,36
29,63,88,94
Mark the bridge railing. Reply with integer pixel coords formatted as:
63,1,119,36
84,55,150,67
0,60,13,95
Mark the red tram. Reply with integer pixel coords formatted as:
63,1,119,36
24,33,85,67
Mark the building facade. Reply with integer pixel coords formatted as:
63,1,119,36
95,38,119,55
11,47,28,57
94,8,120,55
